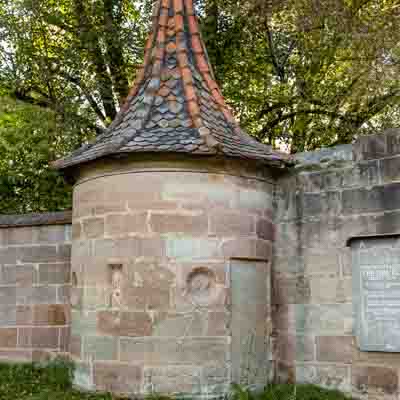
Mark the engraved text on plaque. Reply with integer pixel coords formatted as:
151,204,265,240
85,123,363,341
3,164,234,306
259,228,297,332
351,237,400,352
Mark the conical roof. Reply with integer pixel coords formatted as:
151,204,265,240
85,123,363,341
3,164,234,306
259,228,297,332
53,0,290,170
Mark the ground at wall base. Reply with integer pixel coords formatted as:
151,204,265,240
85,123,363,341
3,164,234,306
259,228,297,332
0,361,356,400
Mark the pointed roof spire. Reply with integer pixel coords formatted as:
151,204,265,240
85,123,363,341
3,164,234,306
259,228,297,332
53,0,290,170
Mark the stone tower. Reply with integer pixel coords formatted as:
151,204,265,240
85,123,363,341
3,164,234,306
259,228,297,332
54,0,289,396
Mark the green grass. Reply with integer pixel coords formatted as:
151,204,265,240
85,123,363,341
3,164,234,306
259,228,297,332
0,360,354,400
230,383,354,400
0,360,122,400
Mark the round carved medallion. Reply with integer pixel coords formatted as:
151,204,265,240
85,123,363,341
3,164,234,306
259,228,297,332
186,267,217,306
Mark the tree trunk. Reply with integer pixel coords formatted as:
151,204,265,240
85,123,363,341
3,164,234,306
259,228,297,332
73,0,117,122
103,0,129,103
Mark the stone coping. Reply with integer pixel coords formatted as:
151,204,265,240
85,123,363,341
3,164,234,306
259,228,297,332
346,233,400,246
0,211,72,228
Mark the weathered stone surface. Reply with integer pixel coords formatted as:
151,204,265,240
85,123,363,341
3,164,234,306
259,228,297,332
303,248,340,277
17,328,32,347
71,310,96,336
352,366,399,395
60,327,70,351
83,336,118,361
272,276,310,305
185,339,230,365
16,286,57,305
97,311,152,337
0,287,16,306
123,286,170,311
94,363,142,394
350,236,400,352
82,218,104,239
15,265,36,286
257,240,273,261
38,263,70,284
353,347,400,366
273,254,305,276
295,144,352,165
72,223,82,240
153,312,208,337
353,133,388,161
385,129,400,156
302,193,323,217
274,361,295,384
31,327,59,349
0,247,18,264
301,218,342,249
17,245,59,263
5,228,35,246
316,336,353,363
0,306,16,326
167,238,220,260
274,335,315,362
150,212,208,235
120,338,156,363
36,225,69,244
273,303,353,336
231,260,270,385
67,163,275,395
207,311,229,336
73,362,93,390
343,183,400,215
238,187,271,212
256,219,275,241
120,337,229,365
380,155,400,183
209,212,255,236
33,305,69,326
310,277,352,303
0,349,32,362
0,212,71,229
0,328,18,347
105,213,148,236
275,176,298,221
163,179,232,208
57,285,70,304
221,238,255,259
94,237,165,259
70,334,82,357
296,364,351,392
144,365,202,395
0,265,17,285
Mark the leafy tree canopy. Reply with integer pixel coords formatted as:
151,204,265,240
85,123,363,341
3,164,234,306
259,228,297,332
0,0,399,212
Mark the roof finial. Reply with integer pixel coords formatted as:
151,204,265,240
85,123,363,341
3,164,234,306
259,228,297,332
53,0,290,170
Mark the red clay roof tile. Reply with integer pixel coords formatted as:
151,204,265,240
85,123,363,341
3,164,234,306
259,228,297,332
53,0,291,171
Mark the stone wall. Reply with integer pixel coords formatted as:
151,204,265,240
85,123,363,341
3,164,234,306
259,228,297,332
273,129,400,399
4,131,400,399
70,156,274,397
0,212,71,362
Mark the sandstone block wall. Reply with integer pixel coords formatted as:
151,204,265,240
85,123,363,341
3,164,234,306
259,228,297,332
0,212,72,362
273,129,400,399
71,157,274,397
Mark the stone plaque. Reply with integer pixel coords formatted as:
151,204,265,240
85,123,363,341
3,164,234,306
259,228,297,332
351,236,400,352
231,260,270,387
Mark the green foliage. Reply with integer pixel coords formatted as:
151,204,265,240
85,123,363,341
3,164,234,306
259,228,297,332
0,95,89,213
0,361,355,400
230,383,355,400
0,0,399,213
0,360,124,400
200,0,400,151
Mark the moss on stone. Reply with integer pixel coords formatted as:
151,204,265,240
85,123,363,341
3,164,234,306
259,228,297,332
0,361,355,400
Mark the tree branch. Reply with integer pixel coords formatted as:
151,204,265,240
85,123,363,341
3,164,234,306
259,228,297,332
60,72,106,122
264,19,285,82
259,108,353,136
